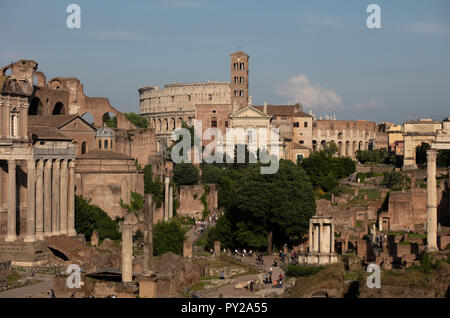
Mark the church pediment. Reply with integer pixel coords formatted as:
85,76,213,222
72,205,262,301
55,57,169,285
229,106,271,119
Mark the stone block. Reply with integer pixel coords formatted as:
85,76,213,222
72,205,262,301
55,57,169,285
139,280,156,298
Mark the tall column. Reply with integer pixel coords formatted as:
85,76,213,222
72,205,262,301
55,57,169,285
60,159,68,235
426,149,438,251
43,159,52,236
5,160,17,242
24,160,36,242
308,220,313,253
313,224,319,253
68,161,76,236
52,160,60,235
1,105,8,138
319,222,324,253
122,213,137,283
168,186,173,219
143,194,153,275
164,176,169,221
35,160,44,240
331,223,335,254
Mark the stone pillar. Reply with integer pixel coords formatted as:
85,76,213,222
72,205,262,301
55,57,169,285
59,160,68,235
331,223,335,254
5,160,17,242
35,160,44,240
426,149,438,251
183,241,192,258
168,186,173,219
52,160,60,235
1,105,8,138
319,222,324,253
68,161,76,236
214,241,221,257
164,176,170,221
122,213,137,283
143,194,154,275
43,159,52,236
308,219,313,253
24,160,36,242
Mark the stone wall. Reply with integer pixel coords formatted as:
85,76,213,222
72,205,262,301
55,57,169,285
177,184,218,217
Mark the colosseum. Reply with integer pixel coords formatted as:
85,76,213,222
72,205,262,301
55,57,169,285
139,82,231,151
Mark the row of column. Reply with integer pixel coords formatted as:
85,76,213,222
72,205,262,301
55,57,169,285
309,221,335,254
5,158,76,243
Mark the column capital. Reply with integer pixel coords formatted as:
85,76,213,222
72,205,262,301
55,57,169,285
37,159,44,169
44,159,52,169
27,159,36,169
7,159,16,167
68,160,76,169
52,159,60,168
426,148,438,161
61,159,68,169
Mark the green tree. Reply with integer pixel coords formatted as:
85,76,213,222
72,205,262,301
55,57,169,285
102,113,117,128
173,162,199,185
75,196,121,241
153,219,186,256
382,171,411,189
200,164,223,184
143,164,164,207
119,191,144,216
123,112,149,129
212,160,316,250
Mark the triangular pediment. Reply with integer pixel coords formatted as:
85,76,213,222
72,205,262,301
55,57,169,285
229,106,271,119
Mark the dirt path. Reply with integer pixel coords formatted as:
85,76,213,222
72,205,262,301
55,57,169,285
0,274,54,298
199,255,287,298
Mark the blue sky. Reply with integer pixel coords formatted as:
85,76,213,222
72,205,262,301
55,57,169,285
1,0,449,123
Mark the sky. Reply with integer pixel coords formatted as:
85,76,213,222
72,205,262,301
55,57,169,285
1,0,450,124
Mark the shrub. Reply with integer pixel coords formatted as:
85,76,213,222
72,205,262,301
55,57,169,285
153,219,186,256
356,172,365,183
286,264,323,277
173,163,199,185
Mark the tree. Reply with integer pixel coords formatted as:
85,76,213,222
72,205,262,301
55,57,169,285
382,171,411,189
123,112,149,129
153,219,186,256
173,162,199,185
200,164,223,184
416,142,431,165
119,191,144,216
143,164,164,207
102,113,117,128
75,196,121,241
211,160,316,250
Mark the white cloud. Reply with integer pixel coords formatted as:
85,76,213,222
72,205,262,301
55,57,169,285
275,74,342,112
400,21,450,36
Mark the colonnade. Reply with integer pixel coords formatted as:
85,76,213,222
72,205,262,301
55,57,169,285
2,158,76,242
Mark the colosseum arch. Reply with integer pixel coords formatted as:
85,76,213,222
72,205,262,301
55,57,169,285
338,141,343,156
312,140,317,152
164,118,168,131
29,97,44,115
52,101,66,115
321,140,326,150
352,141,357,155
170,117,176,130
345,141,350,156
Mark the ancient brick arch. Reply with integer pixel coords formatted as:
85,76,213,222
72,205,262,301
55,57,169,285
80,97,136,130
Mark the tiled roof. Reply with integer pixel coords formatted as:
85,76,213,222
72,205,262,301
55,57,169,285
254,105,297,116
293,111,312,118
28,115,80,129
77,149,133,160
28,126,71,140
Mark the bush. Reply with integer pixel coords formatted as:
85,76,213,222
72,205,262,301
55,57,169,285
173,163,199,185
286,264,324,277
153,219,186,256
75,196,120,241
356,172,365,183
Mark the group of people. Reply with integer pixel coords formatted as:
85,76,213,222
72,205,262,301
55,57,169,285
193,220,208,236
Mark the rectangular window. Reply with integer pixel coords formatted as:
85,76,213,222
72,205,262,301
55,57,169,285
304,122,308,128
188,95,191,101
294,122,299,128
225,121,229,127
209,94,213,100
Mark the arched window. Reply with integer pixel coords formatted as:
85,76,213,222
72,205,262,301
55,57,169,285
110,140,113,149
10,107,19,138
104,139,108,149
211,117,217,128
99,140,102,149
81,142,87,154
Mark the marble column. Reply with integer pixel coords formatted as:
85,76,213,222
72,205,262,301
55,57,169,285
5,160,17,242
43,159,52,236
143,194,153,275
164,176,170,221
35,160,44,240
122,213,137,283
52,160,60,235
313,224,319,253
426,149,438,251
60,160,68,235
68,161,76,236
319,222,324,253
331,223,335,254
168,186,173,219
24,160,36,242
1,105,8,138
308,220,313,253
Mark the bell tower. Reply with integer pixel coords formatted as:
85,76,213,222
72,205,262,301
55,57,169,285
230,51,249,110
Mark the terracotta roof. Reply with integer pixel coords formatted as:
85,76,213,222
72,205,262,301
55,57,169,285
292,142,310,150
230,51,248,56
28,126,71,140
77,149,133,160
293,111,312,118
254,105,297,116
28,115,80,129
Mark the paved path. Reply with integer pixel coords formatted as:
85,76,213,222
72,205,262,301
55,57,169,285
0,274,54,298
199,255,287,298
